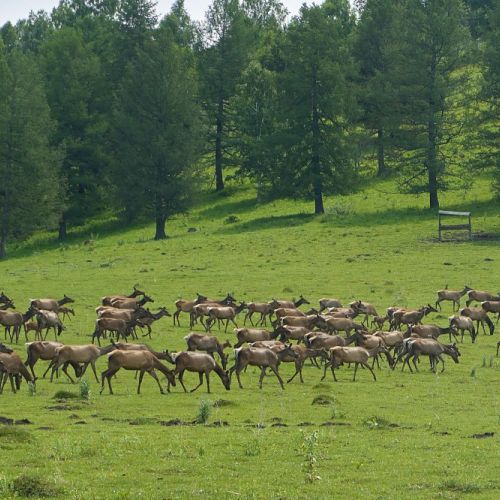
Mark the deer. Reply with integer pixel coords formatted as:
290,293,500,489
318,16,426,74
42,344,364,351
229,345,296,390
391,305,436,330
316,315,364,336
435,286,472,311
51,344,116,384
459,307,495,335
399,338,460,373
34,309,65,340
0,292,12,305
172,293,208,327
349,301,379,326
318,298,343,312
407,324,454,342
0,308,36,343
306,332,358,350
481,301,500,324
466,289,500,307
280,314,321,329
321,346,377,382
275,325,309,343
0,299,15,311
277,344,326,383
135,307,171,338
92,317,134,346
110,295,154,310
0,343,35,394
184,333,231,369
449,315,476,343
244,302,274,326
233,328,279,348
270,295,310,309
101,285,146,306
274,308,306,321
189,294,236,328
24,341,81,379
58,307,75,322
167,351,230,393
205,303,247,333
100,349,176,395
30,295,74,312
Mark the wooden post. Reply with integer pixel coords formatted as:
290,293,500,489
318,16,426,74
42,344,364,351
438,210,472,241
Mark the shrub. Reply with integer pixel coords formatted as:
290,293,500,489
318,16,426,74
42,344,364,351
10,474,62,497
79,379,91,400
196,399,212,424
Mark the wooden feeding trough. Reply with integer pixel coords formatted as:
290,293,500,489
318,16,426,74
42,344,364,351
438,210,472,241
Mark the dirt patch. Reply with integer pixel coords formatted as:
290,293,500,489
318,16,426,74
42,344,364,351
207,420,229,427
271,423,288,427
73,421,87,425
68,414,81,420
433,431,451,436
0,416,33,425
37,426,54,431
159,419,191,427
471,432,495,439
128,418,158,425
213,399,235,408
321,421,351,427
312,395,334,406
297,422,313,427
46,405,81,411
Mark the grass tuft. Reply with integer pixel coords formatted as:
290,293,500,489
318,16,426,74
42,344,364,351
79,379,91,400
363,416,395,430
53,390,79,400
10,474,62,497
440,479,482,493
312,395,334,406
196,399,212,424
0,426,33,444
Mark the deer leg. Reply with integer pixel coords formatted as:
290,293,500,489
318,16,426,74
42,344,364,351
178,370,188,393
62,363,76,384
90,361,99,383
190,372,204,393
363,362,377,381
148,369,165,394
270,365,284,389
205,372,211,393
8,374,16,394
321,361,330,381
412,355,419,372
235,367,244,389
353,363,359,381
136,370,145,394
101,367,118,394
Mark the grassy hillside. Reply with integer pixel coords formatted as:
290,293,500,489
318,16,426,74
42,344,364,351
0,178,499,499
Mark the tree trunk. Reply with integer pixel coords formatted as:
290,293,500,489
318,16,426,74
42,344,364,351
58,216,67,241
311,67,324,215
427,54,439,210
377,129,386,177
0,235,5,259
154,215,167,240
215,98,224,192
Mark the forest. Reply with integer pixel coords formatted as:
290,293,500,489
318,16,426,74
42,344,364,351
0,0,498,257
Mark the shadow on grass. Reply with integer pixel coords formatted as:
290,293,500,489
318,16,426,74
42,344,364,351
198,197,262,219
217,213,315,234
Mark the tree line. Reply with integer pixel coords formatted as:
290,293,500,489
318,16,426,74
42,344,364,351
0,0,498,257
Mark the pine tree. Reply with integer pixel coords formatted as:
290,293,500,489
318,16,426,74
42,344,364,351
40,27,107,240
394,0,471,209
112,27,202,239
0,45,62,258
276,0,358,214
199,0,253,191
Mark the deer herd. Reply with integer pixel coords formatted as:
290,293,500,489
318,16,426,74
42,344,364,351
0,284,498,395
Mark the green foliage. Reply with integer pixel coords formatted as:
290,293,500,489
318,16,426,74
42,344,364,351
0,47,62,258
196,399,213,424
111,26,203,239
79,379,91,400
10,474,63,498
301,430,321,483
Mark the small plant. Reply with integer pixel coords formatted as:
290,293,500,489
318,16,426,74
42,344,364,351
301,430,321,483
27,381,36,397
196,399,212,424
330,398,346,420
79,379,91,400
482,355,486,368
490,356,494,368
223,215,240,224
53,390,79,400
470,367,477,378
10,474,62,498
244,438,261,457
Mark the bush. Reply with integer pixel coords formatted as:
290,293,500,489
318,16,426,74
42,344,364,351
196,399,212,424
79,380,91,400
10,474,62,497
53,390,79,400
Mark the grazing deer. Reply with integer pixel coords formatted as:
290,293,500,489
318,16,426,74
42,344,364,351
399,338,460,373
449,315,476,343
459,307,495,335
184,333,231,369
0,343,35,394
168,351,230,393
481,301,500,324
229,345,296,390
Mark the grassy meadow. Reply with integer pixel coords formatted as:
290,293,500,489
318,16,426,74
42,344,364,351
0,178,500,499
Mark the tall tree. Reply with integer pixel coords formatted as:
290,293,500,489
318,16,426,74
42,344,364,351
112,28,202,239
199,0,253,191
480,0,500,191
41,27,106,240
0,45,61,258
276,0,358,214
160,0,198,47
394,0,471,209
354,0,402,176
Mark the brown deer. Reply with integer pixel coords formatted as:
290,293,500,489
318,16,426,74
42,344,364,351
110,295,154,310
229,345,296,389
100,349,176,395
459,307,495,335
168,351,230,393
244,302,274,326
101,285,145,306
92,317,134,346
184,332,231,369
135,307,171,338
205,303,247,333
30,295,74,312
481,301,500,324
449,315,476,343
172,293,208,327
0,343,35,393
400,338,460,373
466,289,500,307
233,328,279,348
25,341,81,379
435,286,472,311
391,305,436,330
318,298,343,312
322,346,377,382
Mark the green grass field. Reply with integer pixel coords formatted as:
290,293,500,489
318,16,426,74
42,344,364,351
0,178,499,499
